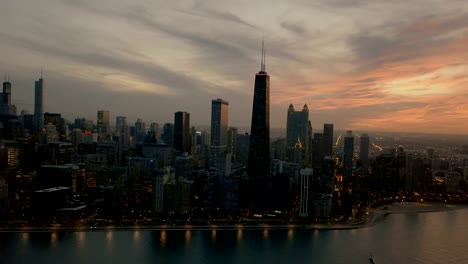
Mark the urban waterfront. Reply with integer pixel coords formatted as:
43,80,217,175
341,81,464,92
1,208,468,264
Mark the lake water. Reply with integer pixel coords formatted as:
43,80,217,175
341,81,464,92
1,209,468,264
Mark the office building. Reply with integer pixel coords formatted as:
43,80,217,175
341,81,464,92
247,42,270,208
286,104,310,164
174,112,190,153
97,111,110,142
359,133,370,170
210,98,231,180
211,98,229,147
323,124,334,157
115,116,127,135
0,75,16,116
299,168,313,217
162,123,174,147
44,112,63,138
152,167,171,213
343,130,354,179
134,118,146,144
312,133,324,170
175,153,193,180
34,75,44,132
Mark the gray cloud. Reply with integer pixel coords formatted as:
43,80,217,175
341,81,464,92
0,32,220,96
281,21,306,35
1,0,467,132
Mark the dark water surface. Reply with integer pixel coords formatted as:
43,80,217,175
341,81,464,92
1,209,468,264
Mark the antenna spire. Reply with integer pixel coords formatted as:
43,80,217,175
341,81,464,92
261,38,265,72
4,72,6,82
41,67,43,79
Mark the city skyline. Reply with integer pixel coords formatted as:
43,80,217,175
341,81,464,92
0,0,467,134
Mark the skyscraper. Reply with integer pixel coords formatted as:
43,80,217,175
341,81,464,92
162,123,174,147
299,168,313,217
44,112,63,139
134,118,146,144
34,74,44,132
323,124,334,157
343,130,354,179
286,104,310,164
211,99,229,147
359,133,370,170
312,132,324,170
115,116,127,135
97,110,110,134
174,112,190,153
247,41,270,209
210,99,231,178
0,75,14,115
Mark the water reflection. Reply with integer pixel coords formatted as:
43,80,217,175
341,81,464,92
106,232,113,252
4,210,468,264
160,230,167,247
50,232,57,248
287,229,294,242
133,231,140,248
262,228,269,239
237,229,243,241
76,232,85,250
211,229,216,241
21,232,29,247
184,230,191,245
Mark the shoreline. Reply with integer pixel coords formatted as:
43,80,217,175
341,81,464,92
0,203,465,233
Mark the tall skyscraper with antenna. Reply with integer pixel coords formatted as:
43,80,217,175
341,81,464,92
247,41,270,209
0,74,13,115
34,71,44,132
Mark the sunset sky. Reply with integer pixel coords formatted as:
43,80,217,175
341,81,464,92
0,0,467,134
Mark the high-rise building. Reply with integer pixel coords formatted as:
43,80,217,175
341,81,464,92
97,110,110,134
247,42,270,209
299,168,313,217
210,99,231,180
0,75,15,115
149,123,159,139
116,116,129,148
175,153,193,180
286,104,310,164
343,130,354,179
134,118,146,144
34,75,44,132
211,99,229,147
44,112,62,136
323,124,334,157
359,133,370,170
22,114,34,132
227,127,238,157
312,133,324,170
152,167,171,213
162,123,174,147
174,112,190,153
115,116,127,135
